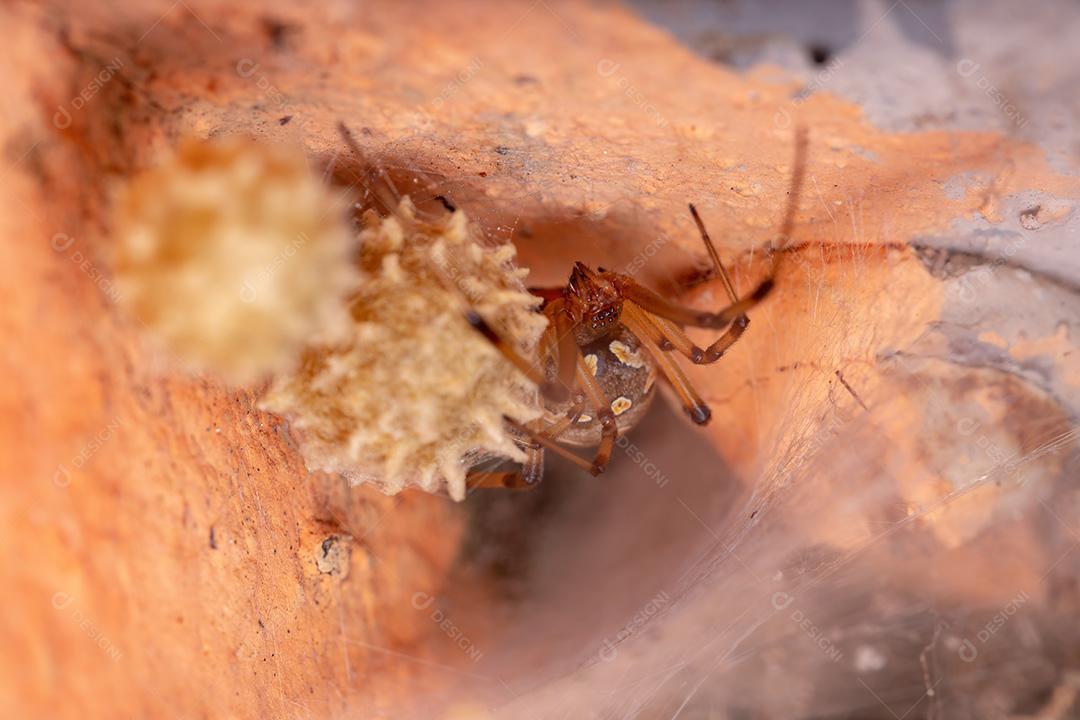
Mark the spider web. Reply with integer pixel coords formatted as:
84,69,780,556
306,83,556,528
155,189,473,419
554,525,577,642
302,4,1080,717
342,151,1080,720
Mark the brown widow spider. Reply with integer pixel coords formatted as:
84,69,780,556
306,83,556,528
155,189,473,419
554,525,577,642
466,128,807,490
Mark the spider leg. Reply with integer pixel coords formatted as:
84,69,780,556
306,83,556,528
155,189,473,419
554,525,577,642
622,303,712,425
469,297,616,485
465,311,570,403
464,297,578,404
545,298,580,400
482,356,620,480
505,415,596,473
688,202,741,305
535,393,589,438
465,442,544,490
500,300,615,477
642,305,750,365
466,396,587,490
615,258,771,329
613,126,807,330
337,121,403,215
574,352,619,475
465,472,528,489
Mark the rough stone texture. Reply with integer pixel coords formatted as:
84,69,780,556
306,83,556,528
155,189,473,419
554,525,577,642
2,0,1078,718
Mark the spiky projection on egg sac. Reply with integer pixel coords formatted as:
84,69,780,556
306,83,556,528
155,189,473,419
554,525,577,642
260,198,547,501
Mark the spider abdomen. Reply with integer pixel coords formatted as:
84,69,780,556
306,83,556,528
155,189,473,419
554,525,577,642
547,324,657,447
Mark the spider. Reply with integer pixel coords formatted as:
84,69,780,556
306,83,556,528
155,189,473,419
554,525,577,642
466,129,807,490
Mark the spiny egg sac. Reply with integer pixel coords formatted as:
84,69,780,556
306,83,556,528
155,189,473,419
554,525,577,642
259,198,548,501
112,138,358,383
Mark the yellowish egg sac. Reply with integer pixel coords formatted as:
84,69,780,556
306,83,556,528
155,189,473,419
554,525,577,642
112,138,358,384
260,198,547,501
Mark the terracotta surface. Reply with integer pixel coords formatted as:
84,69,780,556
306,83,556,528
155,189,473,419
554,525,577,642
2,0,1078,717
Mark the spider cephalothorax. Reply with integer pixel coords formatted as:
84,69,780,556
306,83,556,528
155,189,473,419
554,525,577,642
465,128,807,490
566,261,624,342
